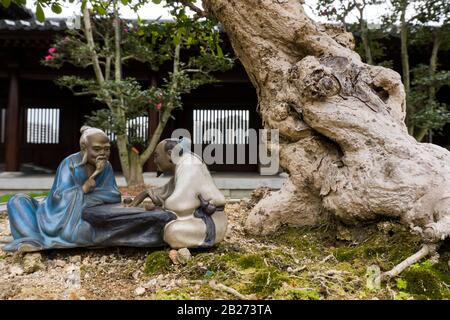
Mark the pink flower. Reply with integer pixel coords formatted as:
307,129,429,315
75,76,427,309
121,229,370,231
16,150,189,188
123,28,129,33
44,55,54,61
156,103,162,110
48,47,57,54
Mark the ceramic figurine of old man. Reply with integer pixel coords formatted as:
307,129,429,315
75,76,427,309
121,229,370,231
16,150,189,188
3,126,227,252
130,138,228,249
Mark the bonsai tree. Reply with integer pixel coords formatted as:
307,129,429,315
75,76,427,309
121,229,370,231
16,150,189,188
42,0,233,186
5,0,450,277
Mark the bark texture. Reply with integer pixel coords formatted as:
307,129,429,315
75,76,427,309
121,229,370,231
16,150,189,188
203,0,450,242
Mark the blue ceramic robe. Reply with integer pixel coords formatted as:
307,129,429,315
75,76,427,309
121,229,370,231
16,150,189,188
3,152,121,251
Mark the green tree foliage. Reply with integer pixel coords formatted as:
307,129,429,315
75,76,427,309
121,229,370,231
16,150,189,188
410,63,450,139
3,0,450,145
382,0,450,139
39,0,233,185
314,0,383,64
408,2,450,141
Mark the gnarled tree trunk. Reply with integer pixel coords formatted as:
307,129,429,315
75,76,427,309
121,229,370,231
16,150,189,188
203,0,450,242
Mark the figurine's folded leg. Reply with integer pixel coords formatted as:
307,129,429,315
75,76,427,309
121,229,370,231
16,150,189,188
2,194,45,252
6,194,41,239
82,203,177,247
164,209,228,249
163,217,207,249
2,238,44,252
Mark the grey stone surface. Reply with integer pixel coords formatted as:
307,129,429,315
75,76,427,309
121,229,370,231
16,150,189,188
230,190,253,199
220,189,231,197
177,248,192,265
0,172,24,178
0,173,286,206
23,253,45,274
0,172,286,190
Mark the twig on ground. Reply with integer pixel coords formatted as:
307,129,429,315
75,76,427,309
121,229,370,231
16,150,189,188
209,280,251,300
382,244,438,280
320,254,335,264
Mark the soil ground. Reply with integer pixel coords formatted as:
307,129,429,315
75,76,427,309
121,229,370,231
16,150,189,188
0,190,449,300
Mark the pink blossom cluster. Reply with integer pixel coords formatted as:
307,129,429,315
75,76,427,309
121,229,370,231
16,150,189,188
44,47,57,62
148,98,162,110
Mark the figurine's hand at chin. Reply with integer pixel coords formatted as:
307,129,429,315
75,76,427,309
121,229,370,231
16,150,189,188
95,157,106,171
82,178,96,194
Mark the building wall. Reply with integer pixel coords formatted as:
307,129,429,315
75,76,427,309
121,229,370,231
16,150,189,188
0,33,261,172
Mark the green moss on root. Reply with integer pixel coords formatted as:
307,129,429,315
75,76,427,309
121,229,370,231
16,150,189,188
397,259,450,300
154,223,448,300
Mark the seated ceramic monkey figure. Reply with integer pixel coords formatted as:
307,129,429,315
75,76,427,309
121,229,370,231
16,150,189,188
130,138,228,249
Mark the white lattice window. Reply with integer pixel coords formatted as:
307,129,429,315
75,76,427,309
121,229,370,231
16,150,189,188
105,116,149,142
193,109,249,145
26,108,60,144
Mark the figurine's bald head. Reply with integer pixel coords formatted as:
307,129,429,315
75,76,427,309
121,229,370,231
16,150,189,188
79,126,110,167
154,139,184,176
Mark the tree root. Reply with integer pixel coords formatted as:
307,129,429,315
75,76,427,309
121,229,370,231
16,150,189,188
381,244,438,281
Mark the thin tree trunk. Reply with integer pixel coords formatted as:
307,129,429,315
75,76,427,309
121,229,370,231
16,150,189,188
140,109,172,166
414,34,441,143
82,7,104,84
360,25,373,65
358,8,373,65
113,4,122,83
139,44,181,165
116,133,130,181
203,0,450,242
112,3,135,185
399,2,412,133
128,150,145,186
428,34,441,104
415,127,428,142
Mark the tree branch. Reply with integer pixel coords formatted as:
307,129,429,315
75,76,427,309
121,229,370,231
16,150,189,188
382,244,437,280
82,7,105,84
73,91,96,96
113,8,122,82
112,2,130,179
121,55,135,62
209,280,251,300
140,108,173,166
181,1,208,17
183,68,203,73
105,56,111,81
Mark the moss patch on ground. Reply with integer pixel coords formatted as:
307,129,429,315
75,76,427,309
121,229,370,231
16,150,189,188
4,199,446,300
142,219,449,300
144,250,172,275
396,258,450,300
